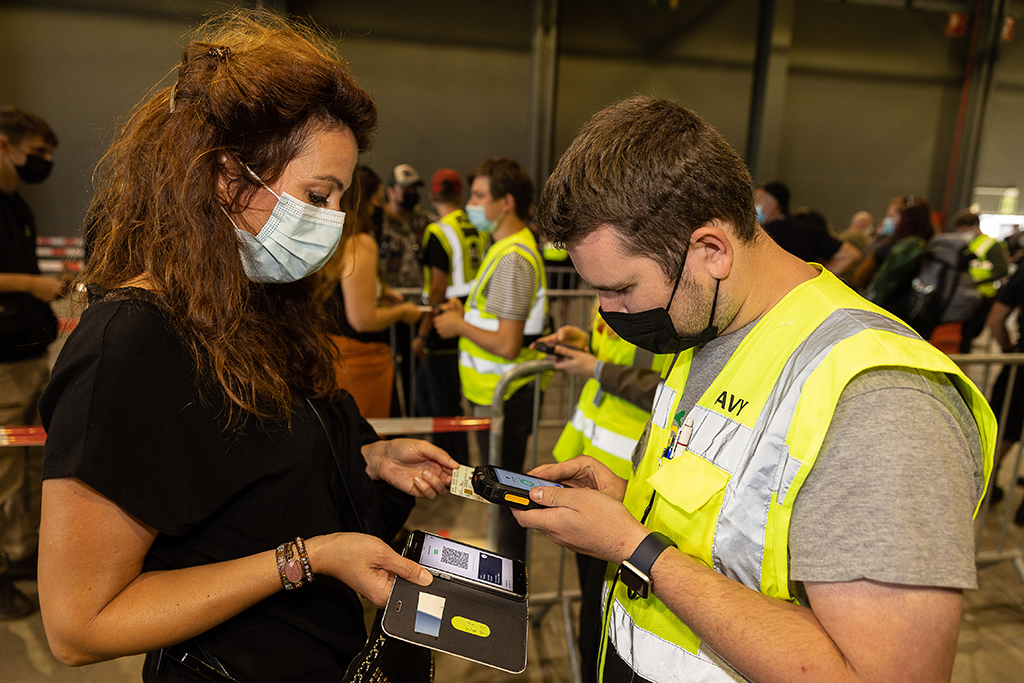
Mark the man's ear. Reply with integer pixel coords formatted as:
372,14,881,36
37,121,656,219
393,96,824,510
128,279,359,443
499,193,516,217
690,221,734,281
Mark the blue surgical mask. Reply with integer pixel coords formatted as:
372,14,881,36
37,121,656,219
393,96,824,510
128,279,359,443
755,205,765,225
466,204,497,233
880,216,895,236
226,167,345,283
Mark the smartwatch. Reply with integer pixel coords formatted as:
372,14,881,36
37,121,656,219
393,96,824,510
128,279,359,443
619,531,677,599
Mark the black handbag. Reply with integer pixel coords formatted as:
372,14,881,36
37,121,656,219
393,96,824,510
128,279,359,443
307,398,433,683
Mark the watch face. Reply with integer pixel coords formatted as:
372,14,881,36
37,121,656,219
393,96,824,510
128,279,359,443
619,561,650,599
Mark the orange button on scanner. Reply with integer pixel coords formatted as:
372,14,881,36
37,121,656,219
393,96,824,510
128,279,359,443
504,493,530,506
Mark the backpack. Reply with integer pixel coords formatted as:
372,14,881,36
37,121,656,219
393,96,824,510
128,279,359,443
873,233,982,339
864,236,927,312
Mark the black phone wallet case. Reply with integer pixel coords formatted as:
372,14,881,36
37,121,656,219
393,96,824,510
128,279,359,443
381,574,529,673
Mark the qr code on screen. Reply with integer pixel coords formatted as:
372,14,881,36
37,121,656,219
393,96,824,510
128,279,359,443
440,547,470,569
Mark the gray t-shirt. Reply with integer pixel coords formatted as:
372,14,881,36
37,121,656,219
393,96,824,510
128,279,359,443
663,321,984,591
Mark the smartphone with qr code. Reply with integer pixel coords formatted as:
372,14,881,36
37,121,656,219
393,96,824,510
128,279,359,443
404,530,527,601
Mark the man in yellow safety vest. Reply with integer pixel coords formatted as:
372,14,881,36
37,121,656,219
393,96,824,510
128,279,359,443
954,209,1007,354
514,97,996,683
433,157,550,560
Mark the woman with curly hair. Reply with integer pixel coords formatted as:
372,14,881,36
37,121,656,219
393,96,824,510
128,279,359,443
36,10,455,681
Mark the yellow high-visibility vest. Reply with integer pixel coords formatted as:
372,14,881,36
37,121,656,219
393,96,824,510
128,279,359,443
600,268,996,682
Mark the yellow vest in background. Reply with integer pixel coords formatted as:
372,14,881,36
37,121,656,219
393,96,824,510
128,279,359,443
967,233,1000,298
459,227,551,405
553,312,666,479
421,209,489,300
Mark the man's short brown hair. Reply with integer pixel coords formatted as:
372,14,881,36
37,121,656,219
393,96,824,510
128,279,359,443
470,157,533,221
953,209,980,230
536,96,757,278
0,105,58,147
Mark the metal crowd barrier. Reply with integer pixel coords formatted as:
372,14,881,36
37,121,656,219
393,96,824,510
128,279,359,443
0,417,492,448
951,352,1024,588
481,358,582,683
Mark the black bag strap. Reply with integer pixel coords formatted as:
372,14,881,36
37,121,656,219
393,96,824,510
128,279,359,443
305,396,369,535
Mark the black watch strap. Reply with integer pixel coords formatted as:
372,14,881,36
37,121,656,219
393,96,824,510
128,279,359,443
619,531,677,599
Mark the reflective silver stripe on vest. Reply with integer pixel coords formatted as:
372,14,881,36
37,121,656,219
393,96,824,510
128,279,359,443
465,308,500,332
607,599,746,682
437,221,471,299
465,240,547,335
459,348,514,378
684,309,917,589
569,407,638,461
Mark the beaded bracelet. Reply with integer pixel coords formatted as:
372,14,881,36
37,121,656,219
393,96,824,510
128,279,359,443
276,539,309,590
293,536,314,584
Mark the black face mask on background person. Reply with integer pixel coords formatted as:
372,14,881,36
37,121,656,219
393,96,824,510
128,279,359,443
400,191,419,211
600,258,721,355
15,153,53,184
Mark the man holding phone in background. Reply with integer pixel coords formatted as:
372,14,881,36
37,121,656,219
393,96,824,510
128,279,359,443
514,97,995,683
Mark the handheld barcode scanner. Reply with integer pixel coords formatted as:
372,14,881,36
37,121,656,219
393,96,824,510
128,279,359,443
403,530,528,601
471,465,563,510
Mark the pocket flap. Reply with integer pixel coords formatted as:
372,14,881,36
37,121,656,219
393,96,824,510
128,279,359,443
647,452,729,513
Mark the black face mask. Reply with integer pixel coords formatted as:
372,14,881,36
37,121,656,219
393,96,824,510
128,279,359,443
15,153,52,184
400,191,419,211
600,263,720,355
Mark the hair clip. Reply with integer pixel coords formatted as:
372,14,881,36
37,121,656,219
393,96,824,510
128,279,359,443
207,46,232,62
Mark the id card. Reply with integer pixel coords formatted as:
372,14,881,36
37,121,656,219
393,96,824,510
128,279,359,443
450,466,487,503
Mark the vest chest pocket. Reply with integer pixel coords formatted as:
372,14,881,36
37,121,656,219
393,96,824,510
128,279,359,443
646,451,730,566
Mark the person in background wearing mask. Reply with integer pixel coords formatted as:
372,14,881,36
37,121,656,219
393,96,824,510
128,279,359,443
379,163,435,291
379,163,436,416
0,105,62,619
433,157,550,561
412,168,489,466
514,96,994,683
36,13,457,679
756,181,861,276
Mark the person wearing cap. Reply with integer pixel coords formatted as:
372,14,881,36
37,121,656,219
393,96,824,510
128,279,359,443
379,163,436,290
0,105,62,619
756,181,861,278
412,169,489,465
379,163,437,416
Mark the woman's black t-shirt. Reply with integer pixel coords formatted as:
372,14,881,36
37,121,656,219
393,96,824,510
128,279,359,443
39,289,406,682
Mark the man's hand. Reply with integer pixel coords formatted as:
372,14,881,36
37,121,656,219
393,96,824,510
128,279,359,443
512,484,647,564
362,439,458,498
547,345,599,379
432,299,465,339
529,456,627,501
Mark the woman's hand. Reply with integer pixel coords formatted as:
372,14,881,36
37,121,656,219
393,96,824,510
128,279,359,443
307,533,432,607
363,439,458,498
395,301,423,325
